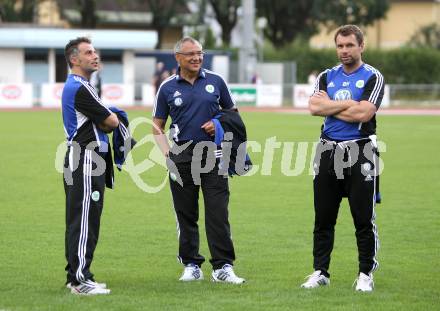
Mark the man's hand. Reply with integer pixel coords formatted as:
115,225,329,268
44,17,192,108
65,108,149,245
201,120,215,136
152,117,170,158
98,112,119,132
97,123,113,133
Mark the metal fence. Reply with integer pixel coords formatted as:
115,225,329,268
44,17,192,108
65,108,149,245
230,60,440,107
388,84,440,107
283,84,440,107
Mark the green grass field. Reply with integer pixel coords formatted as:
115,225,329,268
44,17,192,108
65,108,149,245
1,110,439,310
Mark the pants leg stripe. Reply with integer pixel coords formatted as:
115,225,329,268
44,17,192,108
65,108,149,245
172,203,183,264
76,150,88,282
81,150,92,280
173,207,180,241
76,150,92,282
370,149,380,273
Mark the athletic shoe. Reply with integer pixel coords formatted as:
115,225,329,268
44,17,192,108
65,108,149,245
354,272,374,292
211,264,245,284
301,270,330,288
70,280,111,295
179,263,204,281
66,280,107,289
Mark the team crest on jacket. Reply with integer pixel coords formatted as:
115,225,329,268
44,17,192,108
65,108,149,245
205,84,215,93
91,191,100,202
174,97,183,106
356,80,365,88
362,162,372,172
334,89,352,101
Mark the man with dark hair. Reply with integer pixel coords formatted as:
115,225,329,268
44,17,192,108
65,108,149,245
62,37,119,295
152,36,245,284
334,24,364,46
301,25,384,292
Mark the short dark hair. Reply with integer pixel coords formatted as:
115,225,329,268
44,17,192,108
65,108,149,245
334,25,364,46
64,37,91,68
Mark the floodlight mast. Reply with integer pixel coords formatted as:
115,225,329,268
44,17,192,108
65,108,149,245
238,0,257,83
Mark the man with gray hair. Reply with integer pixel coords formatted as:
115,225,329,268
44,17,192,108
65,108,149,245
152,37,245,284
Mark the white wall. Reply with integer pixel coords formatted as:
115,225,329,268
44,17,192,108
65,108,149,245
0,49,24,83
256,63,283,84
212,55,229,82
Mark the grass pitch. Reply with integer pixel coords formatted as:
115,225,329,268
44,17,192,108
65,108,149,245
0,110,439,310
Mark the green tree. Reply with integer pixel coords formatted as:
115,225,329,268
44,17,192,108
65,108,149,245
0,0,38,22
145,0,186,49
408,23,440,49
55,0,98,28
256,0,316,48
77,0,97,28
188,26,217,49
208,0,240,46
317,0,389,31
256,0,390,48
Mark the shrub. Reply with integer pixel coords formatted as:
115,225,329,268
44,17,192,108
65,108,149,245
264,42,440,84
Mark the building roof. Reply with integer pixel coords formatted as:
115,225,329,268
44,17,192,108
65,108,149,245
0,27,157,49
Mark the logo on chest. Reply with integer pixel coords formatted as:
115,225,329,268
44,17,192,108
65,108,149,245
334,89,352,101
205,84,215,93
174,97,183,106
356,80,365,88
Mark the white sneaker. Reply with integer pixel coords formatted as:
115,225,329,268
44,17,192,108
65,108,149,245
66,280,107,289
354,273,374,292
211,264,245,284
179,263,204,281
301,270,330,288
70,280,111,295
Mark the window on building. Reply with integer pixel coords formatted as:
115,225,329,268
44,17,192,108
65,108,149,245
24,49,49,84
24,49,49,101
100,50,123,83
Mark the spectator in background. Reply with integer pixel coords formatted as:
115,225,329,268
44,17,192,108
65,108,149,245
251,73,262,84
161,69,171,83
153,61,165,94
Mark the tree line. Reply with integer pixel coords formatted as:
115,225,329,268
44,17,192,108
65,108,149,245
1,0,389,49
